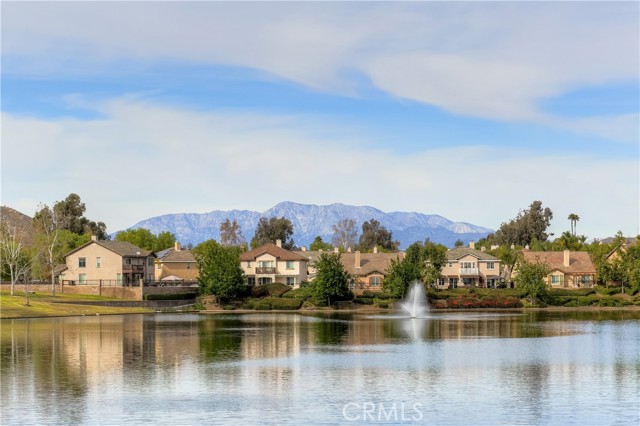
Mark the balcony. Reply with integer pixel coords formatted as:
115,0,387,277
122,265,144,273
256,267,276,274
459,268,479,276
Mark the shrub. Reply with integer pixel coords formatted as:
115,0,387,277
251,283,292,298
145,292,197,301
373,298,390,308
595,286,624,296
282,286,314,299
361,291,377,298
353,297,374,305
270,298,303,310
222,304,236,310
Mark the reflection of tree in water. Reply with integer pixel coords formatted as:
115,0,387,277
1,318,89,425
199,317,243,361
313,319,350,345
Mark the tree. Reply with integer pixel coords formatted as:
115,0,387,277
33,204,63,295
0,223,36,300
552,231,587,251
115,228,176,251
192,240,245,302
250,217,294,249
313,252,352,305
454,239,464,247
358,219,396,252
310,236,332,251
383,256,418,298
496,245,520,284
220,219,245,247
331,218,358,252
44,193,109,239
514,259,551,303
422,239,447,287
493,201,553,246
568,213,580,236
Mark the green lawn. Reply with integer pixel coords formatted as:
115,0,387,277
0,291,153,319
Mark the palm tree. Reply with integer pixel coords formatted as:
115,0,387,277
568,213,580,236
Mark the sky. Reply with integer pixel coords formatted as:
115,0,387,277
1,1,639,240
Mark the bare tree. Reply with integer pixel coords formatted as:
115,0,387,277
331,218,358,252
0,224,35,300
33,204,63,296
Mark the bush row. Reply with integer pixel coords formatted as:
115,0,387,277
430,295,522,309
144,292,197,301
243,297,303,310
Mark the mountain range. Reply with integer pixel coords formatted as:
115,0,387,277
124,202,494,249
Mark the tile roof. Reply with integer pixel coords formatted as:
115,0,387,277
445,247,499,261
162,249,196,263
521,251,596,274
240,244,308,262
296,250,403,276
95,240,154,257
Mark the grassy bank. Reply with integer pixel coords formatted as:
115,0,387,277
0,291,153,319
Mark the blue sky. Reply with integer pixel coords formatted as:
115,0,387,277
2,2,638,240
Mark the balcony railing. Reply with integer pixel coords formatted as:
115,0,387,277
122,265,144,273
459,268,479,276
256,267,276,274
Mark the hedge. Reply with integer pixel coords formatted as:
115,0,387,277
243,297,303,310
144,292,197,301
251,283,292,298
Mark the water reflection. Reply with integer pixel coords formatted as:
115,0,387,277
2,310,639,425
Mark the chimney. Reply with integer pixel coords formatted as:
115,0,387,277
373,246,378,254
355,251,361,269
175,242,181,251
347,247,352,253
91,235,97,241
276,239,282,248
334,247,339,253
510,244,515,250
469,241,475,250
301,246,307,252
563,250,570,267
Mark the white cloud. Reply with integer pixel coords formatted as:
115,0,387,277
2,99,637,238
2,2,638,136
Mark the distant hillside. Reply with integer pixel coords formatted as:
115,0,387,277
0,206,34,244
123,201,493,249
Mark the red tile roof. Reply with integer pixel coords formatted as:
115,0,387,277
240,244,308,262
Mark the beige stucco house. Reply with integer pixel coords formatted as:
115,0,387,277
240,240,308,287
438,243,502,289
63,237,155,286
155,242,198,282
297,247,403,294
517,250,596,288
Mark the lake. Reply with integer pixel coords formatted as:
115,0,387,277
1,310,639,425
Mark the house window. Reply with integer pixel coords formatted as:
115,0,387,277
371,276,381,287
79,257,86,268
247,261,251,268
286,277,296,286
551,275,561,285
448,262,452,268
487,262,495,269
125,258,132,265
247,277,256,286
96,257,101,268
187,263,191,269
148,258,154,266
116,274,122,284
286,261,294,269
78,274,86,284
449,278,458,288
157,263,162,270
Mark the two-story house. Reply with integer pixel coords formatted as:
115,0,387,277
518,250,596,288
439,243,502,289
154,242,198,282
240,240,308,287
63,236,155,286
296,247,403,294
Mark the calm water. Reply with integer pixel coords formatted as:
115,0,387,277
1,310,639,425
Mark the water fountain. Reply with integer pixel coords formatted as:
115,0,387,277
399,281,428,318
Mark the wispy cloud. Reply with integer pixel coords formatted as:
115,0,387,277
2,98,637,237
3,2,637,139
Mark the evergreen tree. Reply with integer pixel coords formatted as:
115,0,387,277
313,252,352,305
193,240,245,302
250,217,294,249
